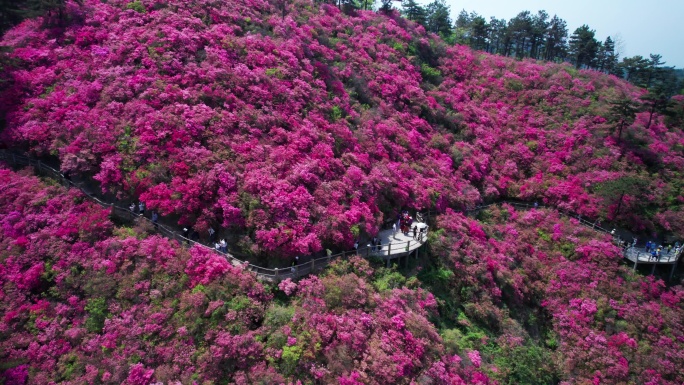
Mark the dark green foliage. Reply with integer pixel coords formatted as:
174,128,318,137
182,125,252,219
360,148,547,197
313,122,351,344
608,97,640,140
401,0,426,26
594,176,649,219
489,343,559,385
0,0,84,32
568,25,598,69
424,0,451,37
84,297,108,333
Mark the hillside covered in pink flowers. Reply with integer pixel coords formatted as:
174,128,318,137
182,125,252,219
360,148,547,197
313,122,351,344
2,0,684,257
1,0,684,383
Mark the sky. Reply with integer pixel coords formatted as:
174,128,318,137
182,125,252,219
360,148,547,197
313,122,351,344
435,0,684,68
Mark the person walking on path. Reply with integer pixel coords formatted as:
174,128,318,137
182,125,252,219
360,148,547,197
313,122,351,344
138,202,145,216
412,226,417,240
182,227,190,244
354,240,359,252
208,227,216,243
151,211,158,228
393,222,397,238
129,203,136,213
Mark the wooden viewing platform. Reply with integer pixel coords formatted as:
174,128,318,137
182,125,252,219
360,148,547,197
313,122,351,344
625,246,682,281
366,221,429,266
624,247,681,265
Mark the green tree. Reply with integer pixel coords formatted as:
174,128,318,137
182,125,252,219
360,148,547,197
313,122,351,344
401,0,426,26
607,97,639,140
543,15,568,62
378,0,400,13
568,25,599,69
452,9,471,45
487,17,508,55
508,11,532,58
425,0,451,37
640,91,669,130
594,176,649,219
529,10,549,59
469,14,489,51
601,36,619,75
619,55,650,85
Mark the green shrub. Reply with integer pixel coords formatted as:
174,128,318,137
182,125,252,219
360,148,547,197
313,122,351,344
84,297,108,333
125,0,146,13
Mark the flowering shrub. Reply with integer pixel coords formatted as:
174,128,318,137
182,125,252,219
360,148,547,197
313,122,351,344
427,205,684,384
1,0,684,382
0,168,494,384
2,0,682,258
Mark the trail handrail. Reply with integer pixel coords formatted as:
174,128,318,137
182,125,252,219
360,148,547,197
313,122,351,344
0,150,430,281
4,149,635,280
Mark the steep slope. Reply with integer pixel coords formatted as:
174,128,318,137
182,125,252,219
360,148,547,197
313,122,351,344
0,167,494,384
2,0,683,258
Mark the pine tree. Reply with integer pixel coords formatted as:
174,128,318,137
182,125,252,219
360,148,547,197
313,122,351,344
529,10,549,59
401,0,426,26
425,0,451,37
543,15,568,62
619,55,650,85
469,15,489,51
508,11,532,58
568,25,598,69
602,36,619,75
608,98,639,140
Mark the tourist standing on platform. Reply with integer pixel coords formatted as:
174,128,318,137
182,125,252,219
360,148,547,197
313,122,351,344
392,222,397,237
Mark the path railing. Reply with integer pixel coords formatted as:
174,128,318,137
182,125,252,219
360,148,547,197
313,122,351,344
465,201,612,235
8,149,652,280
0,150,430,282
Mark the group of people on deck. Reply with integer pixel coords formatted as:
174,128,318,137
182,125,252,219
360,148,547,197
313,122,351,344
397,211,414,237
643,241,681,261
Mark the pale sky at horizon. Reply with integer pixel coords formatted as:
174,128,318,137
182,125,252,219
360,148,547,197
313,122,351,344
430,0,683,68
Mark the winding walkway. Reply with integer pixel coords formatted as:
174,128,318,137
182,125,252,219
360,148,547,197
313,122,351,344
0,150,429,281
3,150,680,281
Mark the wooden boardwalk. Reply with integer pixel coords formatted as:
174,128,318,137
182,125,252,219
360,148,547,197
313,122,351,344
0,150,432,281
624,247,681,265
624,246,681,281
364,221,429,265
8,149,680,282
